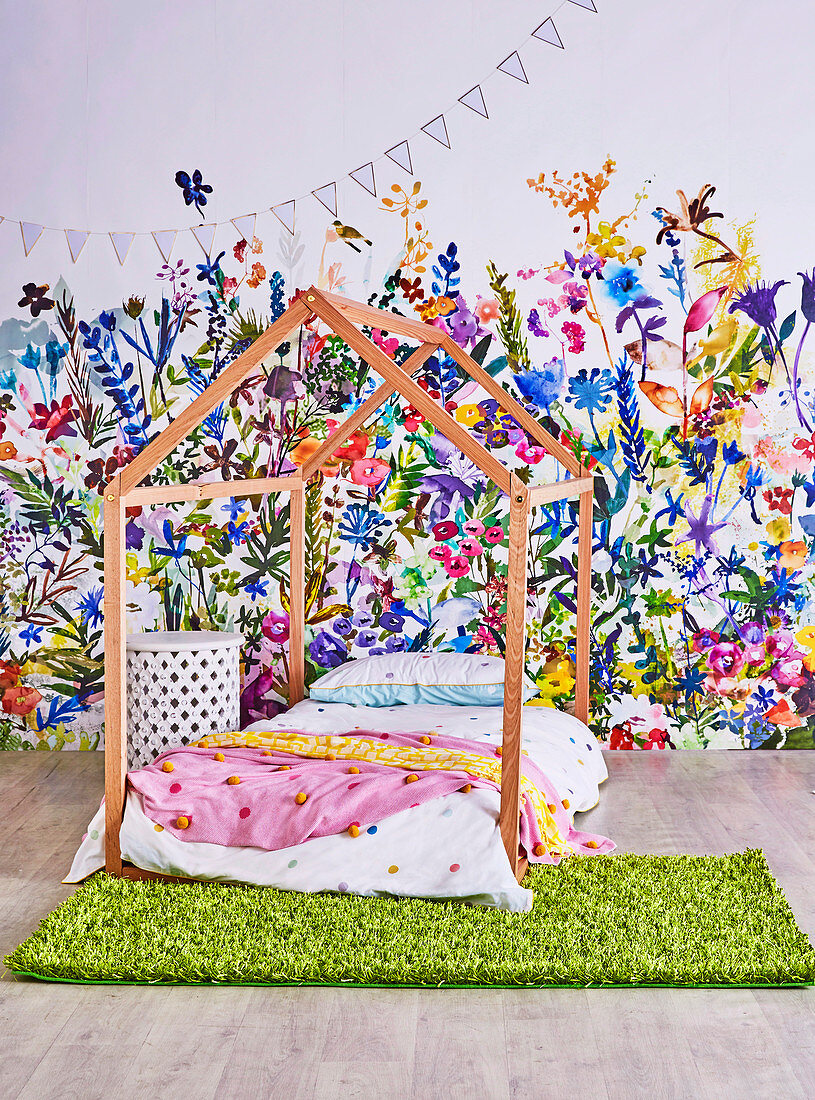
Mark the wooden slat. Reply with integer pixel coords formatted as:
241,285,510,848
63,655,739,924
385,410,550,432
440,334,583,475
288,481,306,705
574,487,593,726
103,476,127,874
300,341,438,479
124,477,297,507
499,475,529,876
527,476,595,508
316,287,446,344
303,289,512,494
118,297,311,494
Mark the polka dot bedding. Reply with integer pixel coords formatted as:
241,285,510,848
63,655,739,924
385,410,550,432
66,702,609,911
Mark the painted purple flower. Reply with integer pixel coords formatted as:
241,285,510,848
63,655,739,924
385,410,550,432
354,630,377,648
728,279,787,328
706,642,746,680
240,670,285,726
527,309,549,338
385,636,407,653
309,631,346,669
378,611,404,632
798,269,815,324
676,495,727,556
125,519,144,550
333,617,353,636
261,609,290,645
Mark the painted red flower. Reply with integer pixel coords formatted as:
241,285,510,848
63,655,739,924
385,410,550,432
349,458,390,487
0,662,21,690
30,395,77,442
445,554,470,578
763,487,793,515
609,723,635,749
432,520,459,542
234,239,248,263
2,684,42,716
792,433,815,462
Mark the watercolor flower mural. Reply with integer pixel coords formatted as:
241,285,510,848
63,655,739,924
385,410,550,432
3,157,815,751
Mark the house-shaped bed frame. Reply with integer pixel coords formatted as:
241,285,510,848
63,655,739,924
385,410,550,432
103,287,594,884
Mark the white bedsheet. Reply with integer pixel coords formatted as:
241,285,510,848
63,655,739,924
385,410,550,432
66,702,608,911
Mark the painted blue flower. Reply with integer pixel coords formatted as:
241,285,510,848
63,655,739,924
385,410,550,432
19,623,43,646
245,580,268,601
677,666,706,700
655,488,684,525
354,630,377,648
309,631,346,669
98,310,116,332
745,716,773,748
513,358,564,409
567,367,614,414
227,521,250,545
154,519,188,561
174,169,213,216
378,611,404,632
338,505,390,551
77,587,104,629
722,440,746,465
196,251,226,285
221,498,245,522
599,260,644,306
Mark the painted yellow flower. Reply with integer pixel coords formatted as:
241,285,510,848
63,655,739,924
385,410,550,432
766,517,791,544
795,625,815,672
455,404,483,428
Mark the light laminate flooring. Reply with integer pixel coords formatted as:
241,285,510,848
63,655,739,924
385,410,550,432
1,749,813,1099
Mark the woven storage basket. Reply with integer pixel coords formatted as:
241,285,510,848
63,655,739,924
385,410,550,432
125,631,242,769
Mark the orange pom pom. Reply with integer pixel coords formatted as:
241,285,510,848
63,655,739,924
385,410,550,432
326,753,336,761
279,765,290,771
405,773,419,784
261,750,272,757
295,792,308,805
547,803,557,814
533,843,545,857
214,752,225,762
495,747,503,757
176,816,190,829
419,735,431,745
460,783,472,793
348,766,360,774
586,840,598,849
561,798,570,810
161,761,174,773
227,776,241,785
348,824,360,837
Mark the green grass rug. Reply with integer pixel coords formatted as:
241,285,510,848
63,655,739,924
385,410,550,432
5,850,814,987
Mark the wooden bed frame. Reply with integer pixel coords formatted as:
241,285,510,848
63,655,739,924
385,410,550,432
103,287,594,885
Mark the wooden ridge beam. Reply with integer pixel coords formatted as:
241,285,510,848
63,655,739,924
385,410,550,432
118,297,311,494
303,288,512,494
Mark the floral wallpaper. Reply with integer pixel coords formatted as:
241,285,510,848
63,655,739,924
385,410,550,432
2,159,815,751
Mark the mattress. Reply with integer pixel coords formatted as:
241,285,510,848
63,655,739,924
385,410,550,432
67,701,608,911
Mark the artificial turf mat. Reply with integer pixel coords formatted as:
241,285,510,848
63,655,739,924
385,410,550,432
5,850,814,987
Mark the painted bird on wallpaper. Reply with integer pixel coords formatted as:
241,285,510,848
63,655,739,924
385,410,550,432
332,220,373,251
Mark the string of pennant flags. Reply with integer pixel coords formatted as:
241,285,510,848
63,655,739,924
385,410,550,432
1,0,596,267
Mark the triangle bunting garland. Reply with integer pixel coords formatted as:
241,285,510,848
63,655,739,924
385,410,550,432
569,0,597,10
151,230,176,263
272,201,296,234
459,86,488,119
533,17,564,48
20,222,43,256
110,232,135,265
192,223,217,256
497,52,528,83
231,213,256,242
385,141,413,175
312,183,338,217
421,115,451,149
65,229,89,263
350,163,376,197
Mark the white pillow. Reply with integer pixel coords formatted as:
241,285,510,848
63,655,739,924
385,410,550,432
309,652,539,707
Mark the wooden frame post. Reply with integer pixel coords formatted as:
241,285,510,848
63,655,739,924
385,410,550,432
500,475,529,880
575,487,593,725
103,475,127,874
288,479,306,705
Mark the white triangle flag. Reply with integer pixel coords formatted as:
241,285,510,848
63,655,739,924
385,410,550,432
109,232,134,265
350,163,376,196
231,213,256,242
533,17,564,48
65,229,89,263
191,223,217,255
422,115,451,148
20,222,44,256
385,141,413,175
312,183,338,217
272,201,296,234
498,51,528,83
152,229,177,263
569,0,597,10
458,86,488,119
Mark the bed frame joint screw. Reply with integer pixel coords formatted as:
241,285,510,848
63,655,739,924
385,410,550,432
106,494,114,501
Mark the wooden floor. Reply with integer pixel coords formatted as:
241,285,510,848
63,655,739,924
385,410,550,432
1,750,814,1099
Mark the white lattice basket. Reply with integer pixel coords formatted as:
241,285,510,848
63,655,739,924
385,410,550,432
126,631,242,769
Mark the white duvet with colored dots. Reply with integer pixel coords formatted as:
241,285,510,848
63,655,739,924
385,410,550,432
66,701,608,911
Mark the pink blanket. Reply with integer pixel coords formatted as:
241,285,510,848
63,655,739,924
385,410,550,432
128,729,612,863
